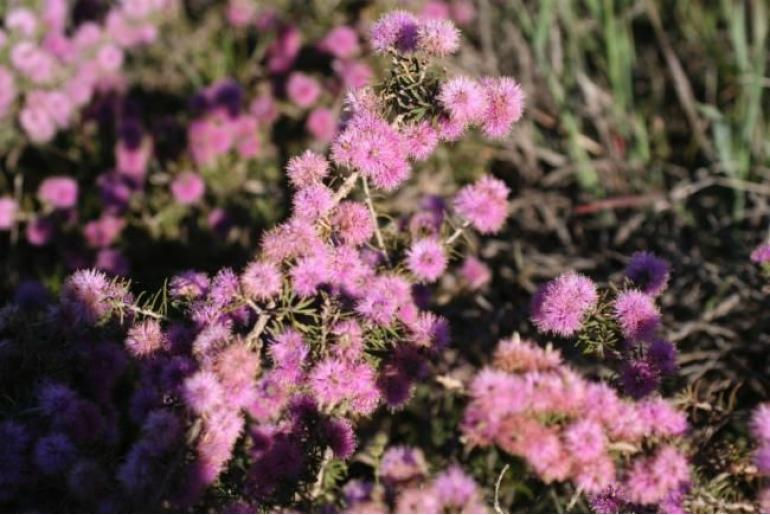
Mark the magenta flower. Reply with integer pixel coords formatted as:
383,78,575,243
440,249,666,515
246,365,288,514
452,175,510,234
407,238,447,283
752,404,770,442
752,243,770,265
38,176,78,209
402,121,439,161
531,271,598,337
613,290,660,342
0,197,18,230
286,72,321,109
480,76,525,138
171,171,205,205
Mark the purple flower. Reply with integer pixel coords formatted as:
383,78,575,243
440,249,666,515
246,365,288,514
620,359,660,399
416,18,460,56
33,432,77,475
625,251,670,296
752,243,770,265
370,11,419,53
324,418,357,459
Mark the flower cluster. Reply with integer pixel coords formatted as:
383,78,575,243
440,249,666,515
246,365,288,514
342,446,487,513
0,9,525,511
462,336,690,511
0,0,178,143
531,251,677,398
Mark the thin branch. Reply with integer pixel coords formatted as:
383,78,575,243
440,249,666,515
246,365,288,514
361,175,390,264
332,171,360,204
494,464,510,514
445,220,471,245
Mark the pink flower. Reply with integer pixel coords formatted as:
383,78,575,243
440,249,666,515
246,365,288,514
331,113,410,191
286,150,330,188
331,201,374,246
96,44,124,73
234,115,261,159
26,217,55,246
250,93,278,125
564,420,605,463
319,26,359,59
416,18,460,56
450,0,476,25
171,172,206,205
459,256,491,290
481,76,525,138
183,371,224,415
452,175,510,234
613,290,660,342
6,8,38,37
333,59,373,89
531,271,598,337
0,197,18,230
401,121,439,161
286,72,321,109
439,76,486,124
407,238,447,283
292,184,334,220
125,320,165,357
83,215,125,248
226,0,257,27
370,10,419,53
20,105,56,143
290,252,330,297
241,260,282,301
751,243,770,265
305,107,336,143
38,176,78,209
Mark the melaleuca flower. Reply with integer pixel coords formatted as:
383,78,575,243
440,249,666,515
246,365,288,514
613,290,660,342
286,72,321,109
459,256,491,290
171,171,205,205
416,18,460,56
401,121,439,161
286,150,330,188
33,432,77,475
292,183,335,220
370,11,419,53
125,319,165,358
240,260,282,301
37,176,78,209
60,269,130,326
625,251,670,297
182,371,225,416
318,25,360,59
407,238,447,282
452,175,510,234
380,446,428,486
323,417,357,459
330,201,374,246
619,359,660,399
531,271,598,337
0,197,18,230
624,446,690,506
169,270,210,300
480,76,525,138
439,76,487,125
751,242,770,265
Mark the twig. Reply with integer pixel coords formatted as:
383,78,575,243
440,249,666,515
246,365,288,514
494,464,510,514
361,175,390,264
445,220,471,245
333,171,360,204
